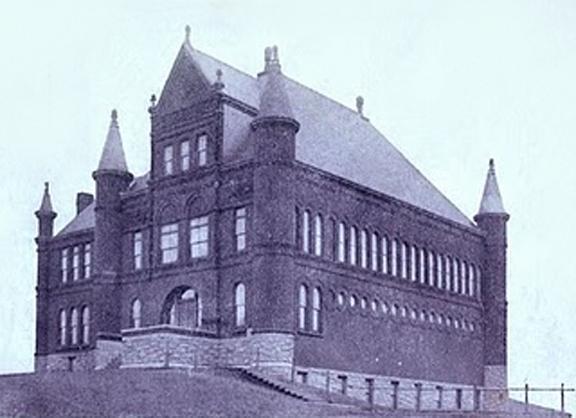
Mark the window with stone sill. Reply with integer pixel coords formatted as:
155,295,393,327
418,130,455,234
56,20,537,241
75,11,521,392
234,208,247,252
181,140,190,171
160,223,179,264
83,243,91,279
190,216,209,259
163,145,174,176
196,134,208,167
235,283,246,327
81,306,90,344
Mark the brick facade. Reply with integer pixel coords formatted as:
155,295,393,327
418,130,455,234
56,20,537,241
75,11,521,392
33,33,509,412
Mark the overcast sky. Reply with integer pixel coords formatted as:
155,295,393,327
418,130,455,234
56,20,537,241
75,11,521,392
1,0,575,411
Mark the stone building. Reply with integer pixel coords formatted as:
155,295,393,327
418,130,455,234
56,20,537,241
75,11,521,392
33,28,510,411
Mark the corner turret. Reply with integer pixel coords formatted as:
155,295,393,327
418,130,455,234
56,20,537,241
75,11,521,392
35,182,57,239
474,159,509,407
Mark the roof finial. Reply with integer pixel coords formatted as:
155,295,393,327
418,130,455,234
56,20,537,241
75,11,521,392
264,45,281,73
356,96,364,116
214,69,225,91
489,158,495,172
44,181,49,193
148,94,157,114
185,25,191,44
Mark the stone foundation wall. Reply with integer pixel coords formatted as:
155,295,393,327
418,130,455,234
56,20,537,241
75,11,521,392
35,350,95,372
293,365,483,412
484,365,508,411
121,327,294,379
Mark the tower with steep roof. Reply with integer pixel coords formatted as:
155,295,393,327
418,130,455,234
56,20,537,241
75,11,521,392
34,182,57,369
474,159,509,403
92,110,133,339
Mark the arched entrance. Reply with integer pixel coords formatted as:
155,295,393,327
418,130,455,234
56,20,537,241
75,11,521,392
161,287,202,329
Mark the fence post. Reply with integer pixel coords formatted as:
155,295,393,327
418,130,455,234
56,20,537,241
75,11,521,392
561,383,565,414
325,370,331,403
524,383,529,413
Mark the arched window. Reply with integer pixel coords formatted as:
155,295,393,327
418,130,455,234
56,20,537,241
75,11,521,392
337,222,346,262
349,227,358,265
235,283,246,327
410,246,417,281
350,294,358,308
419,248,426,284
469,264,476,297
461,261,468,295
401,242,408,279
131,299,142,329
71,308,79,345
81,306,90,344
437,254,444,289
382,302,389,315
391,304,399,316
428,251,435,286
59,309,67,346
361,297,367,310
381,236,388,274
371,299,379,312
312,287,322,332
302,211,311,253
360,229,368,268
429,311,436,323
337,292,345,306
371,232,379,271
314,214,323,256
163,288,202,329
298,285,308,330
453,258,460,293
391,239,398,276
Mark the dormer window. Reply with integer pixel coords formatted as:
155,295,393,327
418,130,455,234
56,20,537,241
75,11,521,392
197,134,207,167
163,145,174,176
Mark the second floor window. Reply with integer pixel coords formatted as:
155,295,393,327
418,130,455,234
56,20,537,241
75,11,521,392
163,145,174,175
181,140,190,171
337,222,345,262
314,214,323,256
83,244,91,279
197,134,207,167
61,249,69,283
190,216,209,258
235,208,247,252
133,232,143,270
302,210,311,253
72,246,80,281
160,223,179,264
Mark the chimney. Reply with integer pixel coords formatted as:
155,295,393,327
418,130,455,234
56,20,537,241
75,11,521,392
76,192,94,214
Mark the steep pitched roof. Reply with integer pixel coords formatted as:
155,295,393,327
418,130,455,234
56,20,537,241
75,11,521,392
97,110,129,172
175,46,473,227
37,182,54,214
477,159,506,215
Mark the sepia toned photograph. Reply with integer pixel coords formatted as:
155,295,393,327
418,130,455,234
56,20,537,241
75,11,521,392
0,1,574,416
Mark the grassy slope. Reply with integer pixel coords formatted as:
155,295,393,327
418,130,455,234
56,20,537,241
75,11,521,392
0,369,347,418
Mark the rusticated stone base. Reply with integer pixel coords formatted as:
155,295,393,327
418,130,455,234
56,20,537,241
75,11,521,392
121,326,294,379
34,350,95,372
483,365,508,411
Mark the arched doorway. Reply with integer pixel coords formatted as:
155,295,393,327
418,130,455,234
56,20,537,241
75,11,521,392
161,287,202,329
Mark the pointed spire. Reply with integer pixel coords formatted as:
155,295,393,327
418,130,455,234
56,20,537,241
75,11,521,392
97,109,130,173
37,182,54,214
185,25,191,45
477,158,506,215
255,45,296,121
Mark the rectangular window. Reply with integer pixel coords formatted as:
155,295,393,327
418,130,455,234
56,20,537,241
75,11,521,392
337,222,346,262
72,246,80,281
83,244,91,279
190,216,209,258
160,223,179,264
371,233,378,271
302,211,310,253
235,208,247,252
163,145,174,175
337,375,348,395
197,134,207,167
133,231,143,270
181,140,190,171
61,249,69,283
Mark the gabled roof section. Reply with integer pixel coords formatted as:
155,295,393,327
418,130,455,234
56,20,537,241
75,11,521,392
182,48,473,226
477,159,506,215
56,201,95,236
97,110,129,172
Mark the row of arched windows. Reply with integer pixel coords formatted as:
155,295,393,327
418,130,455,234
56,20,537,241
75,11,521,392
297,208,481,298
298,285,322,333
334,290,477,333
59,306,90,347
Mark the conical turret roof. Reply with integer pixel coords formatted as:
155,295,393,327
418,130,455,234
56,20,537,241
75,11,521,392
255,46,296,120
37,182,54,214
477,159,506,215
97,109,129,172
